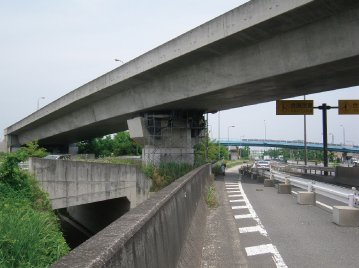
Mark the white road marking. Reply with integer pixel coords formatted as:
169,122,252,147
229,199,245,203
228,194,243,197
232,205,248,210
234,214,252,219
239,226,267,236
227,190,241,193
225,182,239,185
226,187,240,190
245,244,276,256
235,182,287,268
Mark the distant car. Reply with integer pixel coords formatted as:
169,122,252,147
43,154,70,160
255,160,271,170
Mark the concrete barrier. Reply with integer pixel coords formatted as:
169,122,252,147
51,164,211,268
29,158,151,209
334,167,359,186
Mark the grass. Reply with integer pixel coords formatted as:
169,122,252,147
76,156,142,166
0,154,69,267
143,162,195,192
205,185,218,208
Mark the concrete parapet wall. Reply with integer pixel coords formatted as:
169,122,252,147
51,164,211,268
29,158,151,209
334,167,359,186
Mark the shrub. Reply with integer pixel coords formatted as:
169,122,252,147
144,162,194,192
0,149,69,267
205,185,218,208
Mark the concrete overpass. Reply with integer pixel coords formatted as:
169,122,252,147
5,0,359,159
220,139,359,153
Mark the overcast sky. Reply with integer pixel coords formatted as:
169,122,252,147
1,0,358,145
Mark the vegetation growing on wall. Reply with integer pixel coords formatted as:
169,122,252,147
143,162,195,192
0,142,69,267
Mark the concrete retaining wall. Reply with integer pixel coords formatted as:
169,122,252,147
29,158,151,209
334,167,359,186
51,164,211,268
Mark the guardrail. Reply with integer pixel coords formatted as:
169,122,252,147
266,169,359,207
273,164,335,176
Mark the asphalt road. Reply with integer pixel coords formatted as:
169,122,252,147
202,166,359,268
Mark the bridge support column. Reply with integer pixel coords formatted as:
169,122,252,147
128,111,205,165
4,134,21,152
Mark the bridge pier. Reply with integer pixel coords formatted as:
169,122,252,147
4,134,20,152
128,111,205,165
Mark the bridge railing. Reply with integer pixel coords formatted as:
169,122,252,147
265,169,359,207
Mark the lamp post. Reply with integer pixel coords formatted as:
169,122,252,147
264,120,267,141
329,133,334,144
218,111,221,160
227,125,235,142
340,125,346,145
37,97,45,110
227,125,235,160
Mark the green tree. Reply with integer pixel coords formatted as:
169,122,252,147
77,131,142,157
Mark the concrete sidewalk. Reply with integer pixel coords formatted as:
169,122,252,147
201,167,248,268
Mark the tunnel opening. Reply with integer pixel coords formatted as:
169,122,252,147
56,196,130,249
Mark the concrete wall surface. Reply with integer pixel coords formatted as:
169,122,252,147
335,166,359,186
0,139,5,152
51,164,211,268
29,158,151,209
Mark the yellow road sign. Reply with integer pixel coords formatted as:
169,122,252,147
339,100,359,114
276,100,313,115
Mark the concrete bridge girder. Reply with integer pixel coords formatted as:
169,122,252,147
5,1,359,150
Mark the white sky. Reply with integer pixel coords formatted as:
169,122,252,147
0,0,358,145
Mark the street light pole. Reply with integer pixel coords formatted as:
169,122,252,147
264,120,267,141
340,125,346,145
37,97,45,110
227,125,235,142
329,133,334,144
218,111,221,160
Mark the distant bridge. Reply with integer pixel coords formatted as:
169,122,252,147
219,139,359,153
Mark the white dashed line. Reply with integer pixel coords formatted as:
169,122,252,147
232,205,248,210
239,226,267,236
227,190,241,193
232,181,287,268
228,194,243,197
229,199,245,203
234,214,253,219
245,244,277,256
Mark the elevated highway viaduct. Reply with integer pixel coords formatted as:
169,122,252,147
5,0,359,161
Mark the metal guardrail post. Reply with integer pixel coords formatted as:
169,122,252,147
307,181,314,193
349,187,357,207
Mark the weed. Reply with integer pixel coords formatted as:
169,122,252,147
206,185,218,208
